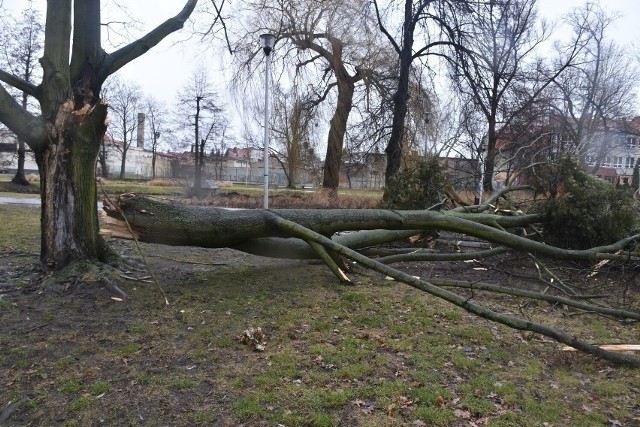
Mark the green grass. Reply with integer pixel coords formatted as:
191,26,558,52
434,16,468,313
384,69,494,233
0,205,40,252
170,377,198,390
66,396,95,412
111,342,142,357
88,380,110,395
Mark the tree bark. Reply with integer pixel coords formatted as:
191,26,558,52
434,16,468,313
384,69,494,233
322,80,355,189
384,0,414,184
102,193,640,264
38,102,109,269
119,145,128,179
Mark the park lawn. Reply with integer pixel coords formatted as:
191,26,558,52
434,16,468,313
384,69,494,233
0,202,638,426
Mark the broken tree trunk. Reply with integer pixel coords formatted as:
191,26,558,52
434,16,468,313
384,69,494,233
102,194,637,262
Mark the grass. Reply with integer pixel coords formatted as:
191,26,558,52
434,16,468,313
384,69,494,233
0,198,639,426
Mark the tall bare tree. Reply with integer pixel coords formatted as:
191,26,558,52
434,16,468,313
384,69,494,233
0,3,43,185
270,84,317,188
450,0,581,191
145,96,170,180
372,0,467,184
548,2,638,167
103,77,143,179
0,0,197,271
176,68,226,196
230,0,381,190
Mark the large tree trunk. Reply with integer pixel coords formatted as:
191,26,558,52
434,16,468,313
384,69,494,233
384,72,410,184
384,0,415,185
322,81,354,190
103,194,549,249
37,101,108,270
0,0,201,272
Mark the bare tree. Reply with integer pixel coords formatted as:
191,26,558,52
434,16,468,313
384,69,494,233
229,0,382,190
548,2,638,169
450,0,581,192
372,0,467,184
145,96,171,180
270,84,317,188
176,68,226,196
103,77,143,179
0,0,197,272
0,3,43,185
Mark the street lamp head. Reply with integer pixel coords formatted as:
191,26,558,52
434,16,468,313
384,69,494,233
259,33,276,56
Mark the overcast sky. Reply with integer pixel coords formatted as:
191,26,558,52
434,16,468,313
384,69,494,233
110,0,640,111
2,0,639,141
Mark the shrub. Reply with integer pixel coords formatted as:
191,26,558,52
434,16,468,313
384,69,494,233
535,156,640,249
381,157,448,210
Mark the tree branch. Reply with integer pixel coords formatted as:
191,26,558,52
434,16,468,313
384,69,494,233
0,83,46,149
270,213,640,367
0,70,40,99
99,0,197,81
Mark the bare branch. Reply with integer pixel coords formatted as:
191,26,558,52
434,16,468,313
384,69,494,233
100,0,197,81
0,69,40,99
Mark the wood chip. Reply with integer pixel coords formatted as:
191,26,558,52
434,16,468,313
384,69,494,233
561,344,640,352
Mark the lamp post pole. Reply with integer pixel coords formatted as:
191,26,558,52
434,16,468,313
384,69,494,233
475,142,485,205
260,33,276,209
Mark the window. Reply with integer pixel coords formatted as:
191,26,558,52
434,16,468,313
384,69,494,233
626,157,635,168
613,157,624,168
603,157,611,167
584,156,596,165
627,137,638,149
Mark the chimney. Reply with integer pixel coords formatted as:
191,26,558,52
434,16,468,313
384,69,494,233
137,113,145,149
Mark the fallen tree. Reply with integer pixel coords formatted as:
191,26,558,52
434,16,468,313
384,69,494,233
102,193,640,367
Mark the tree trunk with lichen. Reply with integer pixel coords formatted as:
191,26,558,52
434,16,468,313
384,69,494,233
36,100,110,269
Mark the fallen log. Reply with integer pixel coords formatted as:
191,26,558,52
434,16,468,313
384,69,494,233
102,194,637,262
100,194,640,367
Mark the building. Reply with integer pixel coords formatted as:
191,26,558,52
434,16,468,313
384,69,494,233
495,116,640,187
100,134,173,179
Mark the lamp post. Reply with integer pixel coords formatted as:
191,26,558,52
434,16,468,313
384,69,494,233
475,141,485,205
260,33,276,209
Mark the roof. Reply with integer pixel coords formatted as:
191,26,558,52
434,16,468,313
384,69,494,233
594,167,617,178
225,147,252,159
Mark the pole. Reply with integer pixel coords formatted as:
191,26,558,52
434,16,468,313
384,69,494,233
475,145,484,205
263,53,271,209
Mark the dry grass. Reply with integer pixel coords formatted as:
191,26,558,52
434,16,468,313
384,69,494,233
188,189,382,209
147,178,185,187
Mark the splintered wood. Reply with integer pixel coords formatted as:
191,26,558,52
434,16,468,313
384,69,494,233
561,344,640,352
